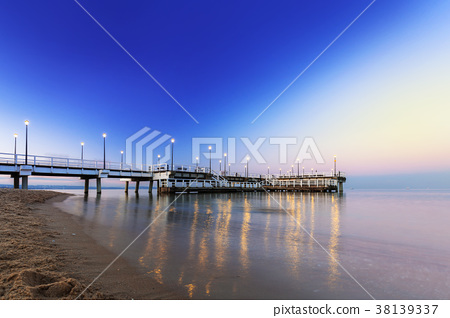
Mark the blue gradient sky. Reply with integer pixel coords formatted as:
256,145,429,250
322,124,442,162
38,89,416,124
1,0,449,187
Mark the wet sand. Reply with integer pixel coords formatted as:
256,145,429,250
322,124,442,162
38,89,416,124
0,189,184,300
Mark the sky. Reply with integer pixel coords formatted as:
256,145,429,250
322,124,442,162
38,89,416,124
0,0,449,188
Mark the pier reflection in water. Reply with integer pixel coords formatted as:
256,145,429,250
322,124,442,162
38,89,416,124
56,190,450,299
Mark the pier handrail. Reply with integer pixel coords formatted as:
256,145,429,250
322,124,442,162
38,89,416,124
0,152,346,178
268,172,346,179
211,170,228,182
161,178,263,189
0,152,152,172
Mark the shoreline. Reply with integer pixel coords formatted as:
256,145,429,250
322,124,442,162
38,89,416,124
0,189,185,300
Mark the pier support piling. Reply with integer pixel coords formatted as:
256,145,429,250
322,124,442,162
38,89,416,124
22,176,28,190
13,176,20,189
135,181,140,193
84,179,89,194
96,178,102,194
125,181,129,194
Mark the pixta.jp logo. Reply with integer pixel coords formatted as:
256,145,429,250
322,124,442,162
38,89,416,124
126,127,172,168
192,137,324,165
126,127,325,168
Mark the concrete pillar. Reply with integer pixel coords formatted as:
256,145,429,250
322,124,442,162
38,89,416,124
84,179,89,194
338,181,344,193
135,181,140,193
13,176,20,189
125,181,129,194
96,178,102,194
149,180,153,193
22,176,28,190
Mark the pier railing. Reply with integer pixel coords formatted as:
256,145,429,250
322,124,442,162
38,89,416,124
160,178,262,189
151,163,209,173
0,152,151,172
265,178,338,187
0,152,346,179
265,172,346,179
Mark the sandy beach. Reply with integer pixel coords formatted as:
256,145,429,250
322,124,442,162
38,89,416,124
0,189,184,300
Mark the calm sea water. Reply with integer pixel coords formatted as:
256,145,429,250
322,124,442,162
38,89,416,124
55,189,450,299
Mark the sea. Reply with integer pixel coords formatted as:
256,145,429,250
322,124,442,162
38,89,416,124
54,189,450,299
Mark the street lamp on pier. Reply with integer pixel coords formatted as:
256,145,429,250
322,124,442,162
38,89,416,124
246,156,250,178
14,134,18,164
24,120,29,165
334,155,337,176
81,142,84,162
171,139,175,171
102,133,107,169
195,156,199,171
224,153,227,176
158,154,161,165
208,146,212,173
120,151,124,170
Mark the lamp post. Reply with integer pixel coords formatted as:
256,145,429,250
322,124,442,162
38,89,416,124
334,155,337,176
158,154,161,165
246,156,250,178
14,134,18,164
195,156,199,171
219,160,222,173
208,146,212,173
302,166,304,177
279,168,282,176
244,165,247,178
267,166,270,175
120,151,124,170
224,153,227,176
81,142,84,162
228,163,230,175
297,159,300,177
24,120,29,165
102,133,106,169
311,168,314,176
291,164,294,175
171,138,175,171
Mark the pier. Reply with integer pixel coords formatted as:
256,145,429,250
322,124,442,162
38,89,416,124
0,152,346,194
152,164,345,194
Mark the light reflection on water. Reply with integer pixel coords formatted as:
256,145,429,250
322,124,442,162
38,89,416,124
56,190,450,299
